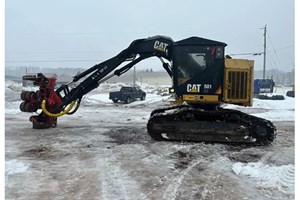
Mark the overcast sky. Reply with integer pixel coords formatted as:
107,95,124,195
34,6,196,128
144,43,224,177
5,0,295,73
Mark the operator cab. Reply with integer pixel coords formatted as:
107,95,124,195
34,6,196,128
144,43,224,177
171,37,227,105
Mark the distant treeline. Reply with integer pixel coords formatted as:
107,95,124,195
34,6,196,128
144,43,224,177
254,68,295,86
5,66,295,86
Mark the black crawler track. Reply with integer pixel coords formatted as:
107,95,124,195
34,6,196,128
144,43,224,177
147,105,276,145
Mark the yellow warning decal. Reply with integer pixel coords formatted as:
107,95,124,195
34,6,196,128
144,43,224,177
215,86,222,94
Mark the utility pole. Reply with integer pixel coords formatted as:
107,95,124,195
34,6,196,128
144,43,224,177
263,24,267,79
133,65,136,86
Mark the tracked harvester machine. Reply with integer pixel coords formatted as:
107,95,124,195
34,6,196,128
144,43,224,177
20,36,276,144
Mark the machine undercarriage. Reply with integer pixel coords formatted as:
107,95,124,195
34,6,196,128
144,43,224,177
147,105,276,144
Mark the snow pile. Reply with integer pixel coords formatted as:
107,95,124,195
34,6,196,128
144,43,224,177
142,85,170,95
91,81,171,95
5,160,29,175
272,86,293,95
84,93,166,106
81,81,171,105
253,109,294,121
252,97,294,110
223,94,294,111
95,82,131,93
83,93,112,104
5,108,22,115
251,97,294,121
223,86,295,121
5,80,24,91
5,80,38,92
232,162,294,193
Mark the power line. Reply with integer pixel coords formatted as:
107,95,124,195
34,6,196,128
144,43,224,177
228,52,263,56
5,50,113,54
6,44,294,63
5,59,101,63
267,32,284,71
274,45,294,51
7,32,145,36
228,45,293,57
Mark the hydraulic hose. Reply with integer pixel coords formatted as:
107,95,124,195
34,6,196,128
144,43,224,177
66,98,81,115
41,99,76,117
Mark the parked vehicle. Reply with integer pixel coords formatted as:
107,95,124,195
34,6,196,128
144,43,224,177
254,78,284,100
254,79,275,95
286,85,295,98
109,86,146,103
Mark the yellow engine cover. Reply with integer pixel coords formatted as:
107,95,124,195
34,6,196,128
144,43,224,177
223,58,254,106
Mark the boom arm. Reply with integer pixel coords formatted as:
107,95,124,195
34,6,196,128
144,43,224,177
20,35,174,128
56,35,174,108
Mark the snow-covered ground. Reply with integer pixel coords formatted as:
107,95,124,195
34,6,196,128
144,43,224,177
6,80,294,122
5,81,295,200
223,94,295,122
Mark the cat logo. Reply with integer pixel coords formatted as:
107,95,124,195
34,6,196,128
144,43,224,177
187,84,202,93
154,41,168,52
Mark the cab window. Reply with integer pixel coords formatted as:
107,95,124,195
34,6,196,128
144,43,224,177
174,46,216,86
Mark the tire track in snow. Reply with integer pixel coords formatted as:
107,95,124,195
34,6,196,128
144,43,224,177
97,151,143,200
162,159,202,200
232,162,295,194
99,157,128,200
